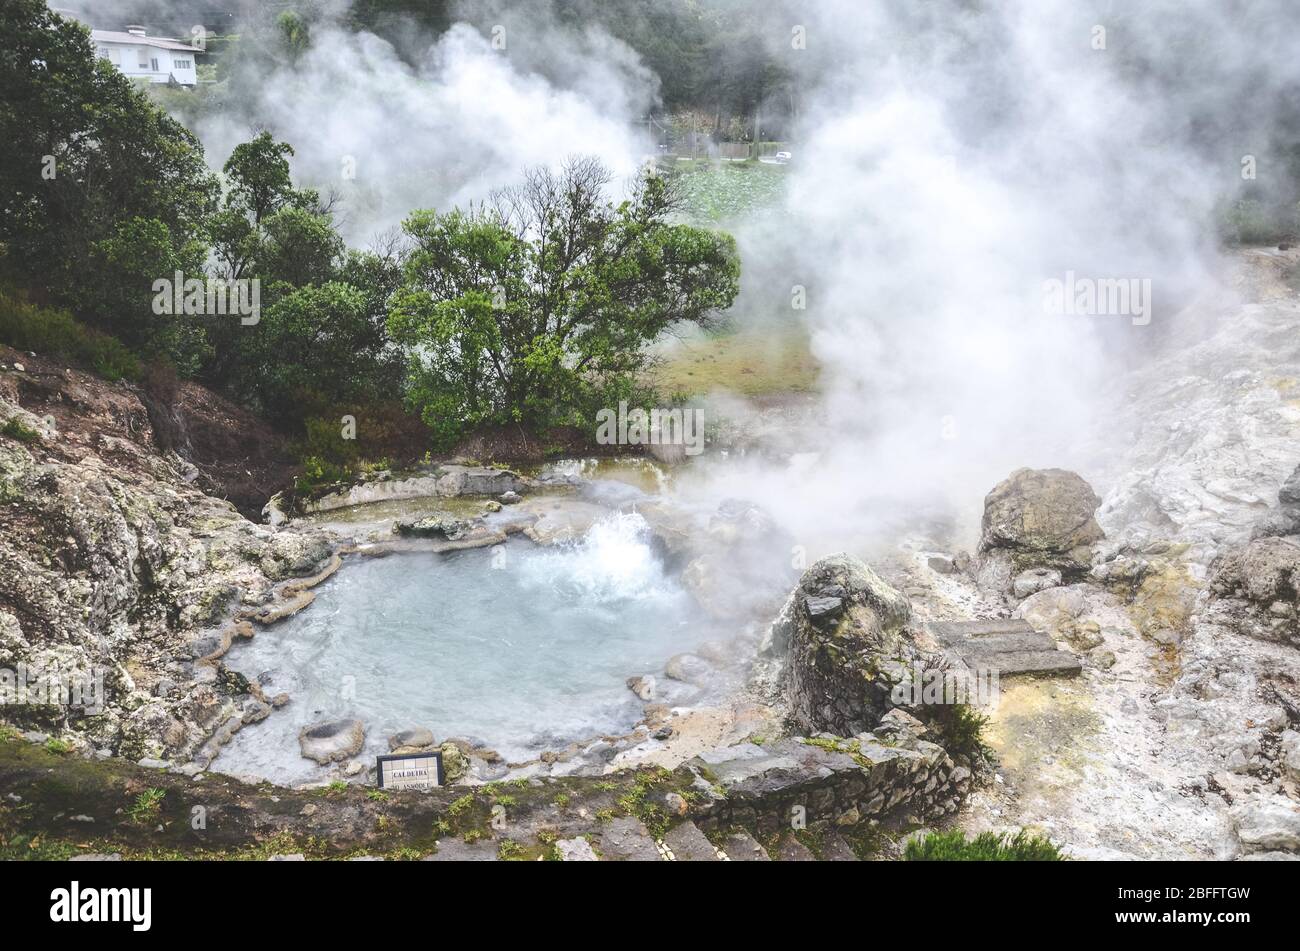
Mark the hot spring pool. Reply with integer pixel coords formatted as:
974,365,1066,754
214,513,714,784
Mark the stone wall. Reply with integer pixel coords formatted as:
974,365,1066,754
685,716,971,837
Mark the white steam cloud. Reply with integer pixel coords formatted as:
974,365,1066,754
72,0,1300,560
679,0,1300,558
195,8,654,241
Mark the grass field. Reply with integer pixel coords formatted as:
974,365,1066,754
648,322,819,398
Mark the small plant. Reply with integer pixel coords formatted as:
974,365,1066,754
2,418,40,444
323,780,348,796
366,789,390,802
448,793,475,816
930,702,991,761
42,737,70,755
904,829,1063,861
497,839,525,860
553,792,571,808
127,788,166,825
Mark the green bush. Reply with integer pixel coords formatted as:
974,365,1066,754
905,829,1063,861
0,290,140,382
1,417,41,443
926,701,991,762
295,455,351,490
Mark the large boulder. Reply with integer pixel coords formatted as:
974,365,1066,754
976,468,1104,592
769,554,916,735
1211,536,1300,605
1206,536,1300,643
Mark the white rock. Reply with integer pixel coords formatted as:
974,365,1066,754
1230,797,1300,853
1282,730,1300,783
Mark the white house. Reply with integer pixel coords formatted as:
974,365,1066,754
91,26,198,87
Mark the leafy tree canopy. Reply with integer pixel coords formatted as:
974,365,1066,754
389,157,740,444
0,0,218,355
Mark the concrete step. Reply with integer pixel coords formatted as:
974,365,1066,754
721,830,771,861
662,821,721,861
422,839,499,861
953,631,1058,653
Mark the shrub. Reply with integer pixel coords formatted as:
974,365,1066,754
2,418,40,444
0,289,140,381
927,701,991,762
905,829,1063,861
294,455,352,493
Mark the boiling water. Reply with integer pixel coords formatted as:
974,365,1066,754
214,513,709,784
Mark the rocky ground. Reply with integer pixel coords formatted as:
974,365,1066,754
902,248,1300,860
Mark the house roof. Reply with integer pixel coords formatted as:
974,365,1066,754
90,30,196,52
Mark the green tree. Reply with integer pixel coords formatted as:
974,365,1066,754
88,217,211,374
388,157,739,444
221,132,298,226
276,11,311,64
0,0,218,360
233,282,377,418
254,206,346,290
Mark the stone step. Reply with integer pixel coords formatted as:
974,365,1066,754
949,631,1058,654
721,830,771,861
927,619,1081,678
662,821,721,861
422,839,499,861
929,618,1034,642
961,648,1083,677
817,831,859,861
596,816,663,861
773,834,816,861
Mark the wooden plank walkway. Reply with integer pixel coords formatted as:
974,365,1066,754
928,619,1082,678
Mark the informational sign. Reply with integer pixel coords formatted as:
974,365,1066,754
376,751,444,790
